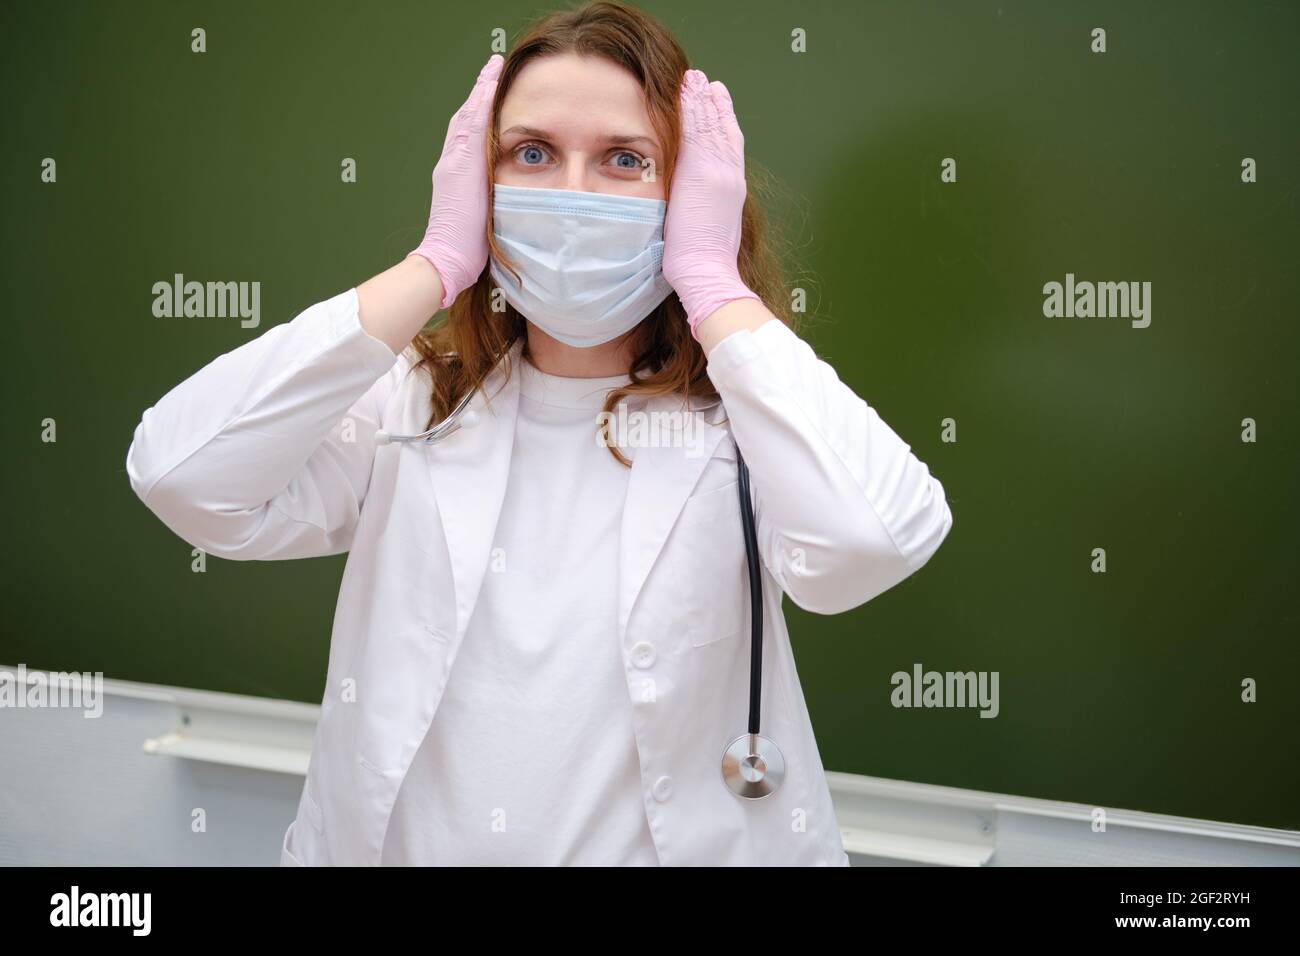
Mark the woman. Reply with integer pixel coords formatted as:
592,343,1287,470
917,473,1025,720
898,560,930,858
126,1,953,867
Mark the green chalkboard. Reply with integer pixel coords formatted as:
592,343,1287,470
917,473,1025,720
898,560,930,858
2,0,1296,831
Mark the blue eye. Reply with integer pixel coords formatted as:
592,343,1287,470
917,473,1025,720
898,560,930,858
519,144,546,165
612,151,641,170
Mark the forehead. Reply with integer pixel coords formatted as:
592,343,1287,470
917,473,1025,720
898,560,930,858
497,52,656,140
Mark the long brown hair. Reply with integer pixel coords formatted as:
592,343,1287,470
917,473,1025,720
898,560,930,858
408,0,801,465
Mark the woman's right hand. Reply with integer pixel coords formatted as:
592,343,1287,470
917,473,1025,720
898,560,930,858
407,54,504,311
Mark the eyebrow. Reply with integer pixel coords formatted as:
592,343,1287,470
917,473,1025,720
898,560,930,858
500,125,659,150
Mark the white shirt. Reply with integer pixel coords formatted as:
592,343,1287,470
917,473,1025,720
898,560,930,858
380,355,660,866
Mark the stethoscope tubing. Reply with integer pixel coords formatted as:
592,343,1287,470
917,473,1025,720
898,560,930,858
735,443,764,737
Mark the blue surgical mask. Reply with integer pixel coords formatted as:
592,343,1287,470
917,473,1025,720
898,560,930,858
488,184,675,348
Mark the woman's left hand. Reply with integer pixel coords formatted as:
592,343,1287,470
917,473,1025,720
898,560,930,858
662,69,761,338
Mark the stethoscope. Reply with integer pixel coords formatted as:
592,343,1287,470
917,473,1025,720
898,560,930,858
375,390,786,800
721,445,787,799
374,387,479,447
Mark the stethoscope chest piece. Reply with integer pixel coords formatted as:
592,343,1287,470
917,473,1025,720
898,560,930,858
721,732,786,799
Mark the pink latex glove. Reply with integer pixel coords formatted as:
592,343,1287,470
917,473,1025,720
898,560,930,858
407,54,503,311
662,69,761,338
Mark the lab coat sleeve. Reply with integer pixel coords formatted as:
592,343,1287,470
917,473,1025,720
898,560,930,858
125,286,403,560
704,318,953,615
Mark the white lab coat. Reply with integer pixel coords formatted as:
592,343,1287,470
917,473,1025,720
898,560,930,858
126,287,953,866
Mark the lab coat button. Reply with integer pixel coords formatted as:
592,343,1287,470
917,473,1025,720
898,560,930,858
631,641,656,669
652,775,673,802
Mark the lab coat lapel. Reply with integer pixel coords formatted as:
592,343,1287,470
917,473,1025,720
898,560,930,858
618,394,728,640
425,341,524,641
424,353,728,645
